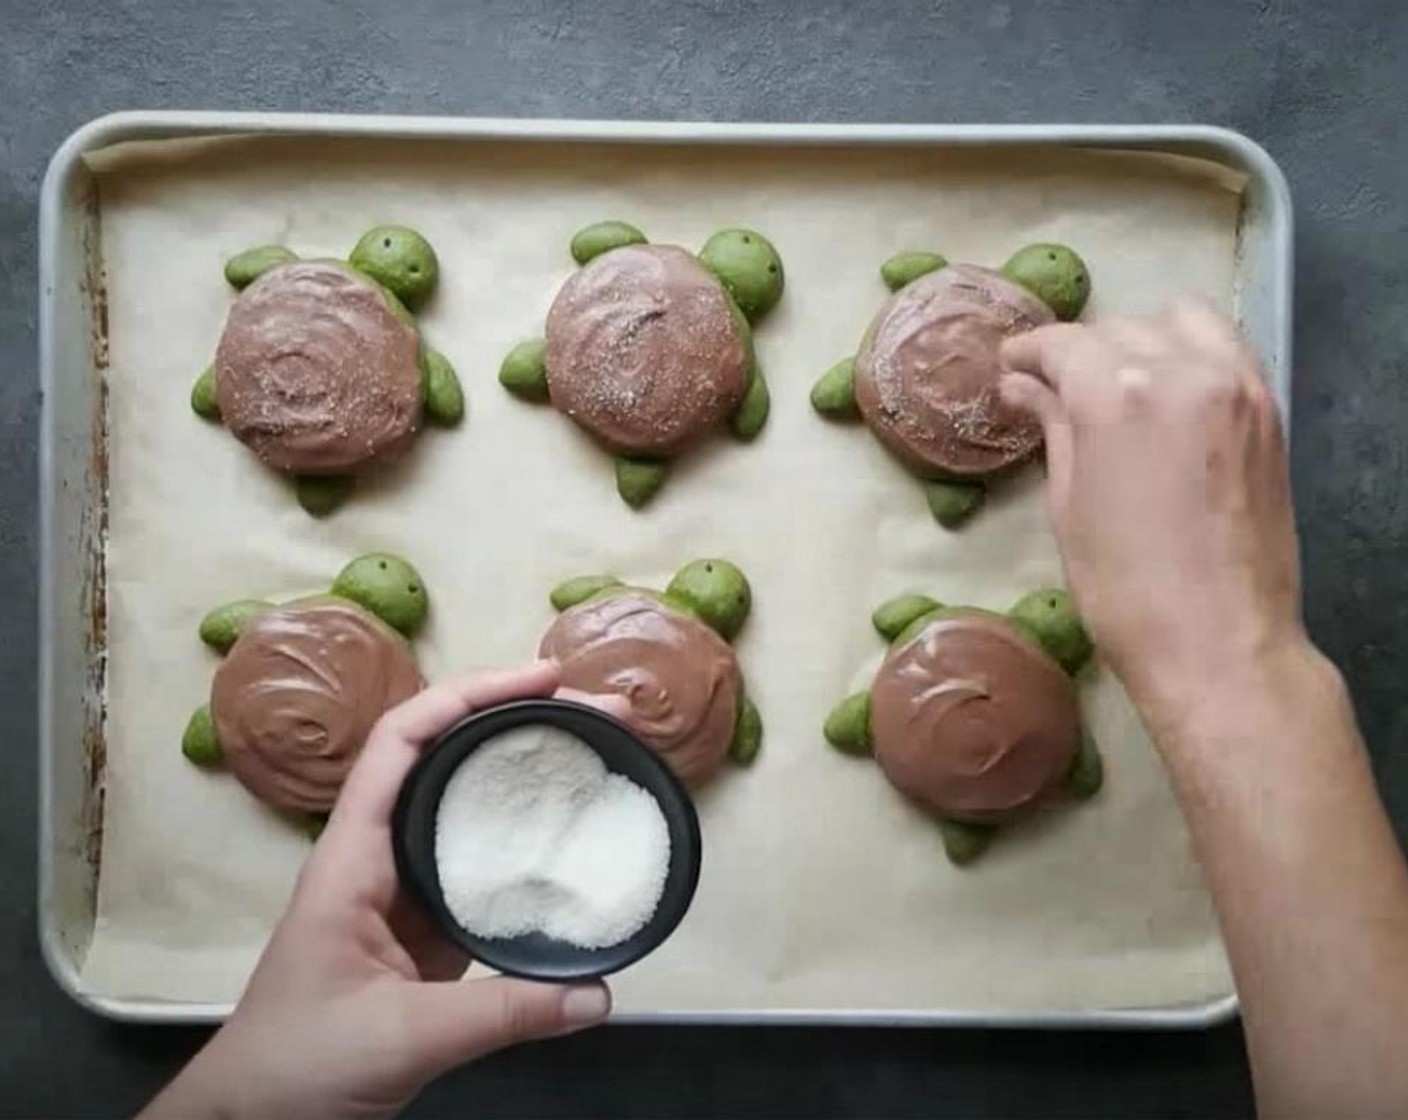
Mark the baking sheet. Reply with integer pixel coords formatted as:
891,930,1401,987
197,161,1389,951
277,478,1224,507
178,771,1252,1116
79,135,1240,1013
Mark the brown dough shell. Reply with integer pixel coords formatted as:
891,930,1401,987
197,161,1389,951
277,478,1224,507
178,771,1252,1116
869,609,1079,823
854,263,1054,478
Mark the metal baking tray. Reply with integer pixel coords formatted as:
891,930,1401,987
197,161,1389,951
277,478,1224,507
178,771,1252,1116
39,112,1292,1026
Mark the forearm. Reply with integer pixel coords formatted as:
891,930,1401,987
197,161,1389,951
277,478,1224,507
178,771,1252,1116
1137,640,1408,1118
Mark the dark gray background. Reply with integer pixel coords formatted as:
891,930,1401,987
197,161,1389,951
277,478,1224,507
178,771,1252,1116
3,0,1404,1115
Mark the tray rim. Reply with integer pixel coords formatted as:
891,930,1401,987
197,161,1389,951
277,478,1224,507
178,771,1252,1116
39,110,1292,1029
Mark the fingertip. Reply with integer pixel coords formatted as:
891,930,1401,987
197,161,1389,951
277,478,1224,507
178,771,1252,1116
561,982,612,1031
556,687,633,722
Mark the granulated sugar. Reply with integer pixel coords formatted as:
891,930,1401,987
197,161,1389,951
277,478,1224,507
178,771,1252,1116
434,725,671,949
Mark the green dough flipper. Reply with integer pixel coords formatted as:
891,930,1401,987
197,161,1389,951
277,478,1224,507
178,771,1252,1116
810,357,858,419
550,574,624,612
421,348,465,426
823,691,872,755
1065,729,1104,800
199,599,274,654
190,366,220,420
570,221,647,265
730,694,763,765
499,339,550,402
181,704,222,766
871,594,943,641
223,245,297,290
880,250,947,291
730,367,770,441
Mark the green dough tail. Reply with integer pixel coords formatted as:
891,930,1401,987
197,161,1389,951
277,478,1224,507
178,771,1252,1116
1065,729,1104,800
296,475,355,517
823,691,872,755
550,574,624,612
499,339,550,402
224,245,297,290
421,348,465,426
181,704,222,766
1007,588,1093,675
571,221,647,265
199,599,274,653
871,594,943,641
191,366,220,420
303,812,330,841
939,819,996,866
924,480,986,529
810,357,858,419
880,251,947,291
729,694,763,766
615,457,668,509
730,366,770,441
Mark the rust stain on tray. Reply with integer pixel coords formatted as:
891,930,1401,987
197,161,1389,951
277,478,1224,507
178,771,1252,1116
79,186,109,878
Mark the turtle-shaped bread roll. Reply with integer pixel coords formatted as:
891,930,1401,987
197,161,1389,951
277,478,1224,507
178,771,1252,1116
189,227,465,517
179,553,431,836
499,221,784,508
539,559,762,783
810,244,1091,529
822,587,1102,865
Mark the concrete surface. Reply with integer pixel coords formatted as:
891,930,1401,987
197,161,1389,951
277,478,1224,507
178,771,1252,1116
3,0,1406,1114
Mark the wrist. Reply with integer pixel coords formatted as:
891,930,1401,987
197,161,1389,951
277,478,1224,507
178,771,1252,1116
1126,631,1344,761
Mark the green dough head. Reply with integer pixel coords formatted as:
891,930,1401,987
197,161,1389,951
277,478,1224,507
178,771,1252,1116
223,245,298,290
729,694,763,765
349,226,439,310
666,558,752,641
421,348,465,426
190,365,220,420
550,574,624,612
924,480,986,529
499,338,550,402
730,366,770,441
823,691,872,755
570,220,647,265
810,357,858,419
615,457,668,509
1007,588,1093,675
181,704,222,766
199,599,274,654
880,251,948,291
296,474,355,517
331,552,429,637
1001,243,1091,321
939,818,996,866
697,228,785,323
1065,729,1104,800
871,594,943,641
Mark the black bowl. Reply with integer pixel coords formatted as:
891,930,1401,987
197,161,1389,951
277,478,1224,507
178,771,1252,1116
392,698,703,981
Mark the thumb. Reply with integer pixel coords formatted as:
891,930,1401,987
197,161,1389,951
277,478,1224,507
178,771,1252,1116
402,978,611,1078
1000,371,1073,511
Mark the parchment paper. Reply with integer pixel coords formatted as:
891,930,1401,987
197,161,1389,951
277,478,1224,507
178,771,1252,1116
81,135,1240,1013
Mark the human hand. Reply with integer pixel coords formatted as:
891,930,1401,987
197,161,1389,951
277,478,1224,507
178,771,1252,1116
999,303,1303,722
145,661,620,1120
